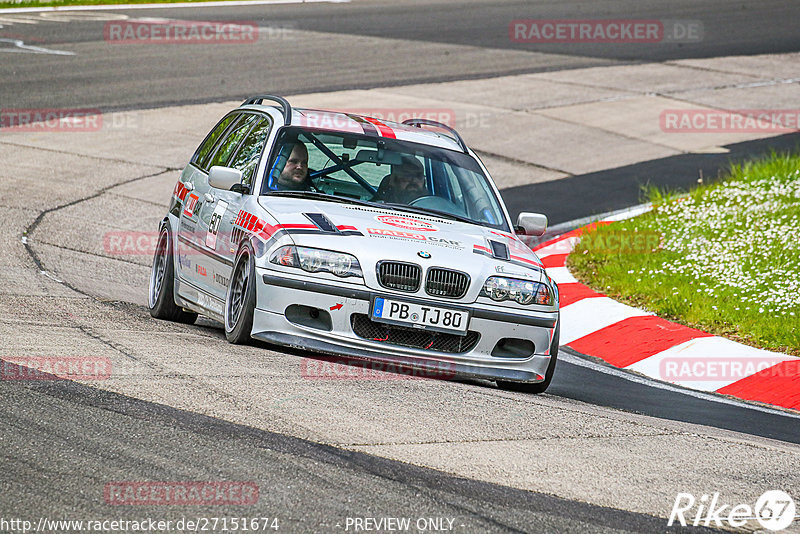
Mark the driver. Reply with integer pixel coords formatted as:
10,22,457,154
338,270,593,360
275,143,312,191
374,155,427,204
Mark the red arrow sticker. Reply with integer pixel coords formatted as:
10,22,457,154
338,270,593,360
330,303,343,311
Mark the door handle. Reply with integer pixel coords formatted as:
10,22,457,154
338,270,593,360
204,193,215,203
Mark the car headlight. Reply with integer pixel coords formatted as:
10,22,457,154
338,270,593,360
270,245,363,278
480,276,553,306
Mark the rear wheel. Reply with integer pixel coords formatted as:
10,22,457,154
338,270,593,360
148,225,197,324
225,243,256,344
498,318,559,394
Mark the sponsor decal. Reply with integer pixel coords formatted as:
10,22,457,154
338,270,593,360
196,264,207,277
197,293,223,316
376,215,438,232
474,244,543,269
177,252,191,269
494,265,539,279
205,200,228,249
368,228,426,240
172,180,190,202
366,228,463,249
213,272,229,287
183,194,200,218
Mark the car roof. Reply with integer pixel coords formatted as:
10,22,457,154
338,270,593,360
239,103,468,153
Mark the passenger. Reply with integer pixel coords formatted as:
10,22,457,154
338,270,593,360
374,155,427,204
276,143,312,191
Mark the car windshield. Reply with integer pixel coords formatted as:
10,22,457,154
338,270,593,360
260,126,509,231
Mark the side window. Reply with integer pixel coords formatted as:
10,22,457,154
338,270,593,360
206,114,260,170
192,114,238,170
227,118,272,189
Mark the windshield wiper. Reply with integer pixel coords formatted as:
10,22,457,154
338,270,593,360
383,203,477,225
265,190,382,209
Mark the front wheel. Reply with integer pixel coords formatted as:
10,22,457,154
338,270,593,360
497,318,559,394
225,243,256,344
149,225,197,324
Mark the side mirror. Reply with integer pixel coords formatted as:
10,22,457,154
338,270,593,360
517,212,548,236
208,166,243,192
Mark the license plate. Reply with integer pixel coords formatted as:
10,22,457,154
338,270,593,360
371,297,469,335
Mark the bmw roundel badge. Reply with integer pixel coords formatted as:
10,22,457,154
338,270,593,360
417,251,431,259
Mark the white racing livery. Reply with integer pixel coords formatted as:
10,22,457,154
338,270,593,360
149,95,560,392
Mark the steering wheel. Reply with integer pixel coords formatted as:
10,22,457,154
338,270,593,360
408,195,466,216
408,195,439,206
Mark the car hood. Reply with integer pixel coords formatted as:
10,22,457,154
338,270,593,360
258,197,546,285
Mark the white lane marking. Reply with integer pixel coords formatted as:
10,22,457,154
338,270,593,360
0,12,128,24
0,37,74,54
560,351,800,420
0,0,349,15
545,266,577,284
626,337,798,392
559,296,652,345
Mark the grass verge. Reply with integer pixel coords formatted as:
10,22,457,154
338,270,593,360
568,150,800,355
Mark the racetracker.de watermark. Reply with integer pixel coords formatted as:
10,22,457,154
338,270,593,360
104,19,259,44
104,481,259,506
509,19,703,43
301,358,457,381
298,108,495,130
660,109,800,133
1,109,102,132
1,356,112,381
300,108,456,129
660,358,798,381
577,230,662,254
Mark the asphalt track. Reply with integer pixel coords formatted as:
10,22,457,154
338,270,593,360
1,363,724,533
1,1,800,532
1,0,800,110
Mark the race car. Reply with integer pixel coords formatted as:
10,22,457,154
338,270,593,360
148,95,560,392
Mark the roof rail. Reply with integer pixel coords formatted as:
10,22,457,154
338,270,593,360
402,118,468,153
241,95,292,126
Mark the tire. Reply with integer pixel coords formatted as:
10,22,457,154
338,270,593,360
225,242,256,344
149,225,198,325
498,317,559,394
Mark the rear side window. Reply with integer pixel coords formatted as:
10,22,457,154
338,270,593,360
206,114,260,170
192,114,238,170
227,117,272,189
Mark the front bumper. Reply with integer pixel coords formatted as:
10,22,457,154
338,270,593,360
252,270,559,383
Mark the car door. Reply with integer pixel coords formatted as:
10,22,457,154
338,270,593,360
198,114,271,300
174,112,240,287
178,113,256,300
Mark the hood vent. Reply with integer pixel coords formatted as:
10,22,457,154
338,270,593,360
488,240,510,260
341,205,453,225
304,212,339,233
